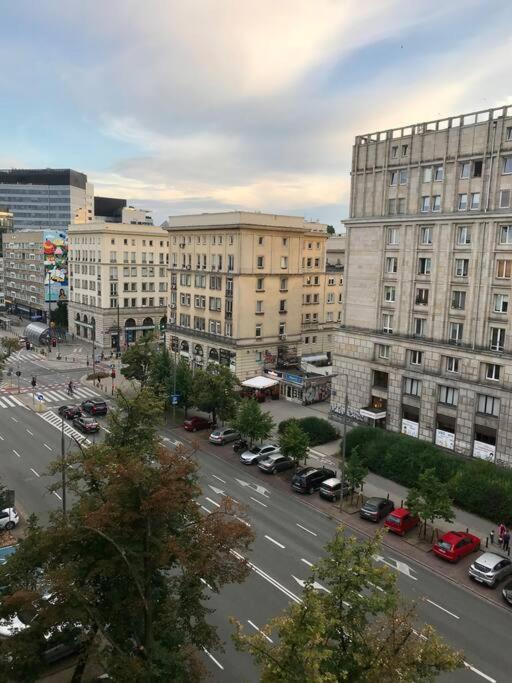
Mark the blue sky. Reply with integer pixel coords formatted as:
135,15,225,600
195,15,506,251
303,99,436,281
1,0,512,228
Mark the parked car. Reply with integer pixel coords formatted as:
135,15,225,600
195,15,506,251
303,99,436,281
291,466,336,494
183,416,213,432
58,405,82,420
0,509,19,532
208,428,240,445
319,477,351,502
240,444,280,465
469,552,512,587
73,416,100,434
359,497,395,522
502,580,512,606
80,398,108,416
258,454,295,474
433,531,481,563
383,508,419,536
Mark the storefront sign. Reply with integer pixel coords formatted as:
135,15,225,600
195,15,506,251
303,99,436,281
435,429,455,450
401,419,419,437
284,372,303,385
473,441,495,462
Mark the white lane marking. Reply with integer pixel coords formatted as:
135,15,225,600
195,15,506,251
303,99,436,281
264,535,285,549
53,492,62,501
101,427,111,433
30,468,40,478
250,496,268,508
200,577,213,591
203,648,224,671
235,478,270,498
296,523,317,536
231,550,301,604
301,558,314,568
10,416,18,422
0,398,8,408
200,505,212,514
43,443,53,452
426,598,460,620
292,575,331,594
374,554,417,581
247,619,273,643
10,396,24,407
464,663,496,682
205,497,221,508
13,449,20,458
212,474,226,483
236,515,251,527
0,434,4,440
26,429,33,435
3,397,15,407
208,484,225,496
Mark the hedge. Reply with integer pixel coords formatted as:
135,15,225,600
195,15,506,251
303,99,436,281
346,426,512,525
278,417,339,446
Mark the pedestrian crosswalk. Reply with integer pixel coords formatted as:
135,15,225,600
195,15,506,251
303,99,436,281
35,385,103,405
0,395,28,409
5,351,42,365
39,410,92,445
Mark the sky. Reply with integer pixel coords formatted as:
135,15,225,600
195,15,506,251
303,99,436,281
1,0,512,229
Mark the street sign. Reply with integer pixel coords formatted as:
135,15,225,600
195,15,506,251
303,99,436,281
15,370,21,377
170,393,181,406
35,393,44,402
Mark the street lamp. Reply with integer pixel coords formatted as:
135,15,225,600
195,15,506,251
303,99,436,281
339,373,349,513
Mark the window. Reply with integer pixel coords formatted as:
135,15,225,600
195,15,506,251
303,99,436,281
326,292,335,304
457,226,471,245
470,192,480,210
225,322,232,337
403,377,420,396
503,157,512,174
390,171,398,186
439,386,458,406
209,297,221,311
255,324,262,337
280,256,288,268
399,169,408,185
282,237,288,247
454,259,469,277
256,300,263,313
256,277,264,291
472,160,483,178
420,226,432,245
391,145,398,158
423,167,433,183
385,257,398,274
384,286,395,302
388,199,396,215
458,194,468,210
410,350,423,365
486,364,501,381
500,225,512,244
378,344,390,359
387,227,399,245
257,256,264,268
401,144,408,156
449,322,464,344
418,257,432,275
382,313,393,334
397,198,406,215
493,293,508,313
490,327,505,351
434,165,444,181
414,317,426,337
279,299,287,313
507,127,512,141
478,395,500,417
499,190,510,208
258,236,264,245
460,162,470,179
432,195,441,212
421,196,430,212
496,259,512,278
451,290,466,310
446,357,459,373
227,254,234,271
280,277,288,291
415,288,429,305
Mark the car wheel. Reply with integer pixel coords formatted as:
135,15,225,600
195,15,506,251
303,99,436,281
308,486,313,494
272,467,277,474
4,521,15,531
192,427,197,432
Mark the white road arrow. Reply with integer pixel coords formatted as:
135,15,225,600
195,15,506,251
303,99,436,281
208,484,226,496
374,554,417,581
235,478,270,498
291,576,331,593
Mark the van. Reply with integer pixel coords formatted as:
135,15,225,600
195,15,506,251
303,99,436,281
319,478,350,502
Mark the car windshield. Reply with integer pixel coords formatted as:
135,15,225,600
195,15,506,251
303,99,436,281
83,418,96,424
437,540,452,550
364,502,378,511
249,447,261,454
386,515,401,524
473,561,492,573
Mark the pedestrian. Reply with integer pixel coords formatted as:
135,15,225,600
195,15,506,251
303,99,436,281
498,522,506,546
503,530,510,553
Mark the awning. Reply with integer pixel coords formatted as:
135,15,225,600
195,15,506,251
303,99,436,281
302,354,328,363
360,407,386,420
242,376,279,390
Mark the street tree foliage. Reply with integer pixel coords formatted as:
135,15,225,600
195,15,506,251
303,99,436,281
148,350,195,415
326,225,335,235
0,337,19,358
175,358,194,415
406,468,454,540
233,529,464,683
49,301,67,328
121,335,156,387
231,399,274,446
0,389,253,683
278,420,309,466
192,363,239,424
345,445,368,496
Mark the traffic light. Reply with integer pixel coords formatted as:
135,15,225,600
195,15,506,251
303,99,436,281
31,377,36,388
51,338,57,348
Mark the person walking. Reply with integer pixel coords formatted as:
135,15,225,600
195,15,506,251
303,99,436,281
503,529,510,553
67,380,74,396
498,522,506,546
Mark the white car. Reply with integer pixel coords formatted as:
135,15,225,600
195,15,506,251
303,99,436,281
240,444,280,465
0,508,19,531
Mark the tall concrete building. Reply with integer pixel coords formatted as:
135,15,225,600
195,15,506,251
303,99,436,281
0,208,14,308
165,212,342,402
0,169,93,231
332,104,512,466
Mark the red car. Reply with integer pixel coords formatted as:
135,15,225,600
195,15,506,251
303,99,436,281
433,531,481,563
183,416,213,432
384,508,419,536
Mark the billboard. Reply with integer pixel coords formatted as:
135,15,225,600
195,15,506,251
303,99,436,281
44,231,68,303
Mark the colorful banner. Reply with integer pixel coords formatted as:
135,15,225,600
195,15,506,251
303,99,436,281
44,231,68,302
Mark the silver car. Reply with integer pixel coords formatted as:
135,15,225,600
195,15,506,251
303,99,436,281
240,444,280,465
208,428,240,445
468,552,512,587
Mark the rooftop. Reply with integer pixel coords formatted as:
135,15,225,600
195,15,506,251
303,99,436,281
165,211,328,234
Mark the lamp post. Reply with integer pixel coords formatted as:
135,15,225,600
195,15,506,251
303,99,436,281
339,373,349,513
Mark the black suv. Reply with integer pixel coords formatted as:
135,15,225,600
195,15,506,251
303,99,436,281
81,398,108,416
291,466,336,494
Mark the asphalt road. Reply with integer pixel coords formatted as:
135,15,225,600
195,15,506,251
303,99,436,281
0,359,508,683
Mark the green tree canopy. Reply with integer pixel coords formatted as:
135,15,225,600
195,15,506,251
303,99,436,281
406,468,454,539
345,445,368,492
233,528,463,683
148,344,174,398
121,335,156,387
326,224,335,235
231,399,274,446
279,420,309,466
192,363,239,424
175,358,194,415
0,337,20,358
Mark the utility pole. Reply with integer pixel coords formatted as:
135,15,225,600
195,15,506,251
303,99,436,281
61,413,67,520
339,374,348,513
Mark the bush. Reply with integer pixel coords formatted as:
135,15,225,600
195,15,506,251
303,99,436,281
346,426,512,525
278,416,339,446
86,371,110,381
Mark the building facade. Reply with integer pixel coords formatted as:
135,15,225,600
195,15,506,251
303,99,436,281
68,220,169,349
0,169,93,231
165,212,342,390
332,103,512,465
3,230,48,319
0,208,14,307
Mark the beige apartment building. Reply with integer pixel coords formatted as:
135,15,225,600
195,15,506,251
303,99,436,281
3,229,49,320
332,103,512,465
165,212,342,399
68,221,169,350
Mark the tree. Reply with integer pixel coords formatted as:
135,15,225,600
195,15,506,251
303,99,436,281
148,344,174,398
121,335,156,387
0,389,253,683
192,363,239,424
326,224,335,235
49,301,68,328
233,528,463,683
406,468,454,540
345,445,368,502
231,399,274,446
175,358,194,416
279,421,309,466
0,337,19,358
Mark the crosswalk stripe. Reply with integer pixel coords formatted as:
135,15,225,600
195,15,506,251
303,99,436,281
0,398,9,408
9,396,24,407
2,397,15,407
43,391,60,401
73,388,90,398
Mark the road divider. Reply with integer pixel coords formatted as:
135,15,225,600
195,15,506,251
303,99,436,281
264,535,285,549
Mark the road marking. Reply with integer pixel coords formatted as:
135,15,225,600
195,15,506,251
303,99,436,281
12,449,20,458
203,648,224,671
296,523,317,536
247,620,273,643
30,468,40,478
236,515,251,527
3,397,16,407
200,577,213,591
0,434,4,440
208,484,225,496
374,554,417,581
250,496,268,508
53,492,62,501
205,497,221,508
10,396,24,407
264,535,285,549
101,426,111,434
235,478,270,498
425,598,460,620
200,505,212,514
212,474,226,483
464,663,496,682
26,429,33,435
10,416,18,422
292,575,331,594
231,550,301,604
301,558,314,568
43,443,53,452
